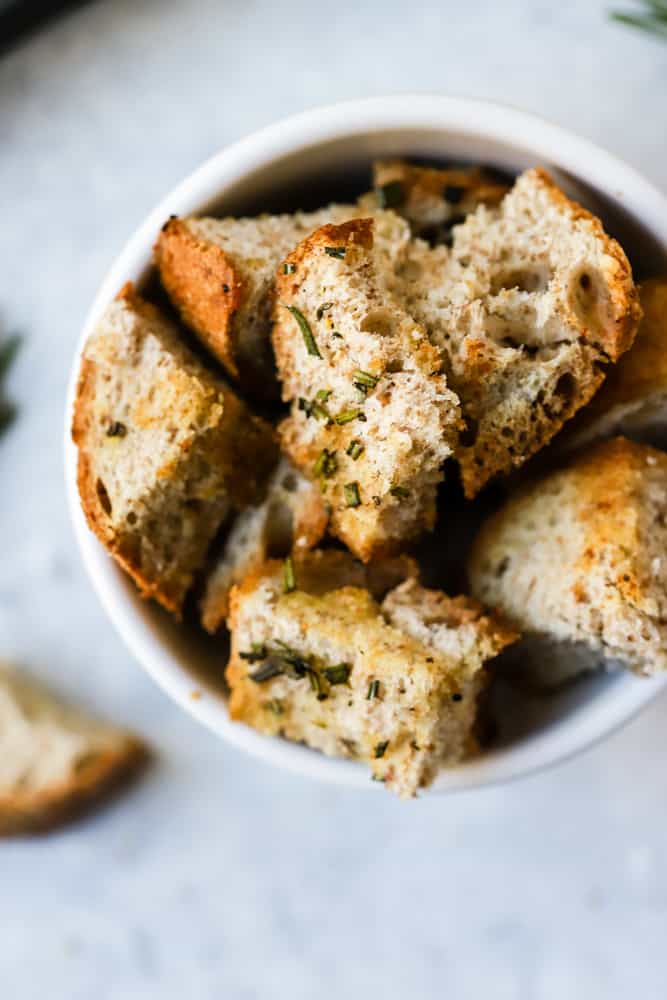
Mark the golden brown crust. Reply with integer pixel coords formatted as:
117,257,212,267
0,737,149,837
530,168,642,361
154,218,244,378
72,282,278,618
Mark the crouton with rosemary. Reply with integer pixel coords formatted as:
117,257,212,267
273,217,461,561
226,558,516,797
370,159,509,241
72,283,278,617
468,437,667,677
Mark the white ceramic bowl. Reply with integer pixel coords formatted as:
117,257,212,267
65,95,667,793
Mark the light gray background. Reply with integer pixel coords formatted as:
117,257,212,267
1,1,667,997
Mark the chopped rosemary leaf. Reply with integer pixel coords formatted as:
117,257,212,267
352,369,380,389
316,301,334,320
367,679,380,700
283,262,297,274
315,388,332,403
371,774,386,783
374,740,389,759
239,643,268,663
0,335,21,378
335,408,364,425
313,448,337,479
344,482,361,508
376,180,404,209
390,485,410,499
332,331,344,339
249,660,285,683
324,663,351,685
283,304,321,358
106,421,127,438
307,670,328,700
299,396,331,423
451,692,463,702
443,183,466,204
267,699,284,715
346,439,364,461
324,246,346,259
283,556,296,594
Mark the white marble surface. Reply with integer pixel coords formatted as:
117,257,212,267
2,1,667,996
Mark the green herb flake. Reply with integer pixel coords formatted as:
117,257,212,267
299,396,331,424
374,740,389,759
283,262,297,274
249,660,285,683
352,369,380,393
316,301,334,320
313,448,337,479
346,439,364,461
324,246,346,259
344,482,361,508
367,679,380,700
0,335,21,440
315,388,332,403
267,699,284,716
283,555,297,594
240,643,268,663
283,304,322,358
376,180,404,209
332,331,344,340
390,485,410,499
323,663,351,685
335,408,365,425
307,670,328,700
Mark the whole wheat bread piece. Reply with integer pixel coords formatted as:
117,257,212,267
0,663,147,836
400,167,641,497
200,457,329,633
556,277,667,453
371,159,509,240
72,283,279,617
468,437,667,677
273,217,461,561
226,558,516,797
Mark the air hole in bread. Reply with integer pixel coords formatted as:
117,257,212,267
126,511,137,526
360,309,395,336
495,556,510,578
490,266,551,294
570,268,610,332
96,478,112,516
554,372,577,408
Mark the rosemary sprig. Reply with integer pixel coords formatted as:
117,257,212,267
610,1,667,38
0,334,21,438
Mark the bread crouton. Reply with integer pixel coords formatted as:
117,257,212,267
468,437,667,676
402,168,642,497
557,277,667,452
371,159,508,240
200,458,329,633
273,218,461,561
0,663,147,836
226,559,516,797
154,207,355,392
72,283,278,616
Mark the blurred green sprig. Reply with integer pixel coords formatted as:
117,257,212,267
611,1,667,38
0,335,21,437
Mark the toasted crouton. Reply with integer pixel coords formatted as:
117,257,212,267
273,218,461,561
0,663,147,836
200,458,329,633
72,283,278,616
226,559,516,797
154,205,413,394
468,437,667,676
402,168,642,497
371,159,509,240
557,277,667,452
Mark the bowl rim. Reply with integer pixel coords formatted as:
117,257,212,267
64,94,667,794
